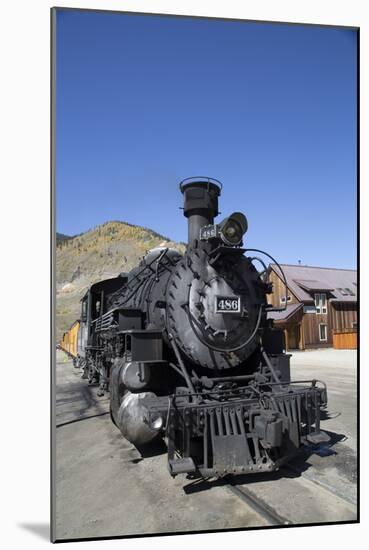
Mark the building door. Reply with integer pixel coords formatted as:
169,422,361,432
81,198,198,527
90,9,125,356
287,325,300,349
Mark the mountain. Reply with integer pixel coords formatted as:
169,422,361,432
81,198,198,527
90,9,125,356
56,221,185,341
56,232,73,246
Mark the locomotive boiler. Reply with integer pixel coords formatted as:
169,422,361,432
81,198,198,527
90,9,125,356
74,177,329,477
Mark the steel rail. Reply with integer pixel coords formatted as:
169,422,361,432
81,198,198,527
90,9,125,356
225,479,291,526
280,463,357,507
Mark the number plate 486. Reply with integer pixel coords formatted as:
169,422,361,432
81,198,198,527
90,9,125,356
215,296,241,313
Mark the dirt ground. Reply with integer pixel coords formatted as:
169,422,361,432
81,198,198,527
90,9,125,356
288,349,357,505
53,348,357,541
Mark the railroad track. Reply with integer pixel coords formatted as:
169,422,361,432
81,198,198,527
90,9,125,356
224,462,357,527
56,355,356,532
226,480,291,526
282,462,357,506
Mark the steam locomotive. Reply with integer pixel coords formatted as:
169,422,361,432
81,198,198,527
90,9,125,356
68,177,329,477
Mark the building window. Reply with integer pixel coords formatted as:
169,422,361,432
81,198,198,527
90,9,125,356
280,295,292,305
319,324,328,341
337,287,355,296
303,305,317,313
352,321,357,329
314,293,327,314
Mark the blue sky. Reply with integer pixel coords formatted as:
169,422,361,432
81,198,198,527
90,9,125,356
56,10,357,269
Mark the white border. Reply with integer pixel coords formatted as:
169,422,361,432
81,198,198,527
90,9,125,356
1,1,366,549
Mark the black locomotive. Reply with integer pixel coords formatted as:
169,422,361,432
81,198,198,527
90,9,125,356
75,177,329,477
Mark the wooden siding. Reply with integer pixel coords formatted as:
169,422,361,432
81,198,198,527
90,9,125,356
302,308,332,348
330,302,357,331
268,268,357,349
333,329,357,349
267,269,299,307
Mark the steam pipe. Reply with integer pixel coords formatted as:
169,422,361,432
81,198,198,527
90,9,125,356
261,348,281,384
168,334,198,400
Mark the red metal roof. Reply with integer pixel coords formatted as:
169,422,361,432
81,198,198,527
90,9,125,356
267,302,303,322
269,264,357,303
293,279,334,292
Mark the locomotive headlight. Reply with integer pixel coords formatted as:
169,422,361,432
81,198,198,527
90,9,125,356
218,212,248,246
223,220,241,242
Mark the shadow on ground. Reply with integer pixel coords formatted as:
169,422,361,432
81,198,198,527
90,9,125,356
123,427,348,496
18,523,49,541
182,429,348,495
135,438,168,459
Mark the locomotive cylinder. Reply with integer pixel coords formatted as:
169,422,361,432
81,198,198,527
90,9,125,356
116,392,162,445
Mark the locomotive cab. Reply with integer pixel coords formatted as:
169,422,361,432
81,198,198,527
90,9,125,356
77,276,130,388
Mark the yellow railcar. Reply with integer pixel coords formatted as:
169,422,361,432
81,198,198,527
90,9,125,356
59,331,69,354
59,320,80,358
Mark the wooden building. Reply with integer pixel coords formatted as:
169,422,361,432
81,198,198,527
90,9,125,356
267,264,357,350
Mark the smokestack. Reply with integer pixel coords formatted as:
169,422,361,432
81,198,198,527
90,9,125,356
180,177,222,245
